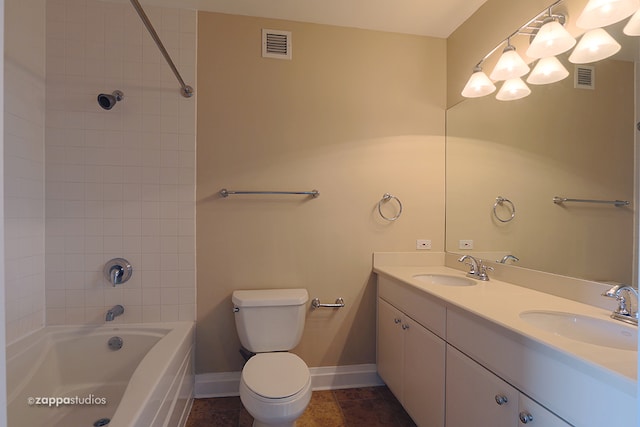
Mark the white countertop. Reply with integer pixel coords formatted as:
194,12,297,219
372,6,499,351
373,263,637,391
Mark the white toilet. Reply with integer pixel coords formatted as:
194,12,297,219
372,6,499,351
232,288,312,427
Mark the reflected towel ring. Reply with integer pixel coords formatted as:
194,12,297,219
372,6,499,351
378,193,403,221
493,196,515,223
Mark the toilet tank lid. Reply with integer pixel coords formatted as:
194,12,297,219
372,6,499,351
232,289,309,307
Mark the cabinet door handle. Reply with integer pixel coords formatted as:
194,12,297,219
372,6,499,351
394,318,402,324
401,323,410,330
494,394,508,406
519,411,533,424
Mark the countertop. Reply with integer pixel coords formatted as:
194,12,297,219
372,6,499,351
373,263,637,393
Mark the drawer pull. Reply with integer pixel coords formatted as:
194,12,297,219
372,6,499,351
401,324,410,330
394,318,402,324
519,411,533,424
494,394,508,406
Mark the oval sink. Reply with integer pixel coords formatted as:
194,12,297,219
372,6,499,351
411,274,476,287
519,310,637,351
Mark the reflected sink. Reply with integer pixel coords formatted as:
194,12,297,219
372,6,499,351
411,274,476,287
520,310,637,351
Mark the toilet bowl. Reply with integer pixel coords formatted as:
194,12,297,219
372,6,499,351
239,353,312,427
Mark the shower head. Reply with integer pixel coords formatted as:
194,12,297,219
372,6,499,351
97,90,124,110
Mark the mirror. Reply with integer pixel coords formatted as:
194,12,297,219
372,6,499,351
446,35,637,285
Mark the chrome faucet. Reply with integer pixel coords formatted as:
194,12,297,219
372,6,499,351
602,285,638,326
458,255,493,281
497,254,519,264
105,304,125,322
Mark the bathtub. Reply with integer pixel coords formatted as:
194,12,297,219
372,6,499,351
7,321,194,427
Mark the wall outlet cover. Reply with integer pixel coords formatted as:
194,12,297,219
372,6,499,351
416,239,432,250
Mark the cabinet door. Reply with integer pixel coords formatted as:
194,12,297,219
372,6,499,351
403,316,445,427
518,395,571,427
377,298,404,398
446,345,518,427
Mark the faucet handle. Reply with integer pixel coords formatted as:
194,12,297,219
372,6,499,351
477,263,493,281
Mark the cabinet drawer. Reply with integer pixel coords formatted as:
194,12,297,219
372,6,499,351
378,275,445,338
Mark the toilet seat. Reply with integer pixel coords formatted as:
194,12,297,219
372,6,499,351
242,353,310,399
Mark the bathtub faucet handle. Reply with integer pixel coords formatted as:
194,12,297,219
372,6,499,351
104,258,133,287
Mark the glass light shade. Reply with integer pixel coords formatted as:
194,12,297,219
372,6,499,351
568,28,621,64
526,20,577,58
576,0,640,29
623,8,640,35
526,57,569,85
496,78,531,101
489,46,531,81
461,69,496,98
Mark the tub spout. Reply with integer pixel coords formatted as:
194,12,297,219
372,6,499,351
106,305,124,321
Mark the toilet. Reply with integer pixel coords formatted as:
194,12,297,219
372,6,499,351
232,288,312,427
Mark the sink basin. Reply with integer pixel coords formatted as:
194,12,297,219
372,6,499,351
520,310,637,351
411,274,476,287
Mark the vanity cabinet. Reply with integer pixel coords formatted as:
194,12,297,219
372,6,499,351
446,345,570,427
377,298,445,427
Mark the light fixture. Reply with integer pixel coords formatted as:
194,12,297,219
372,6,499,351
496,78,531,101
526,56,569,84
576,0,640,29
461,66,497,98
568,28,621,63
526,16,576,58
489,41,530,81
623,7,640,35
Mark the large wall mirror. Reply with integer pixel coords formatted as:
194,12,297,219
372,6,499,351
446,28,638,285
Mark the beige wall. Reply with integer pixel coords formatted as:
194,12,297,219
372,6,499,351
196,12,446,373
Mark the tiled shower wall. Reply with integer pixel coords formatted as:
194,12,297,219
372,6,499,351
44,0,197,324
4,0,47,343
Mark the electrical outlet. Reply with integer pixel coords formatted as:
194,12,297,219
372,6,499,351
416,239,432,250
459,239,474,250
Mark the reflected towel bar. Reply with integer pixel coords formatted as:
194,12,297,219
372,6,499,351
553,196,630,207
219,189,320,198
311,298,345,309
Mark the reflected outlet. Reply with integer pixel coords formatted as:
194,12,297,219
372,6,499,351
459,240,474,250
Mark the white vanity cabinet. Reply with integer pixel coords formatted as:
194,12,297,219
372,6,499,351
446,345,570,427
377,277,446,427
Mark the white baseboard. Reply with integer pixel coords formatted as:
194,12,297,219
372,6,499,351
195,363,383,398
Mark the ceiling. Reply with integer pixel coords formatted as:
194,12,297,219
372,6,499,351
141,0,489,37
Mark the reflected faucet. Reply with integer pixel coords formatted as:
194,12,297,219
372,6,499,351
106,305,125,322
602,285,638,326
497,254,519,264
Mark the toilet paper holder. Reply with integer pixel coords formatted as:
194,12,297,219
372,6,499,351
311,297,345,309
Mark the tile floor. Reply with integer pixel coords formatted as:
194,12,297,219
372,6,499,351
186,386,417,427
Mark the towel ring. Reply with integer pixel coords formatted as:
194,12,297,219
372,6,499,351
378,193,403,221
493,196,515,223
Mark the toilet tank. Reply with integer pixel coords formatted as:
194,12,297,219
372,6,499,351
232,289,309,353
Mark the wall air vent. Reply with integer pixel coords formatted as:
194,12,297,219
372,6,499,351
262,29,292,60
574,65,595,90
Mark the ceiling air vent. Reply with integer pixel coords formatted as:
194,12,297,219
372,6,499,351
262,29,292,60
574,65,595,90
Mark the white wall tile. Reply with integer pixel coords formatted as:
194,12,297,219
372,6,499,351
42,0,196,326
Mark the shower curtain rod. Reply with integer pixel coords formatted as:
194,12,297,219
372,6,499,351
129,0,194,98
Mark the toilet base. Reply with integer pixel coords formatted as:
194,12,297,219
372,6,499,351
252,420,297,427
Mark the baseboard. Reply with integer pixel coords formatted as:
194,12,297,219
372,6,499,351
194,363,383,398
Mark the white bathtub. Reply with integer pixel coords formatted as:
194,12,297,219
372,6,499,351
7,321,194,427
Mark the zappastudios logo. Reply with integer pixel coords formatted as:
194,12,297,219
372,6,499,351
27,394,107,407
